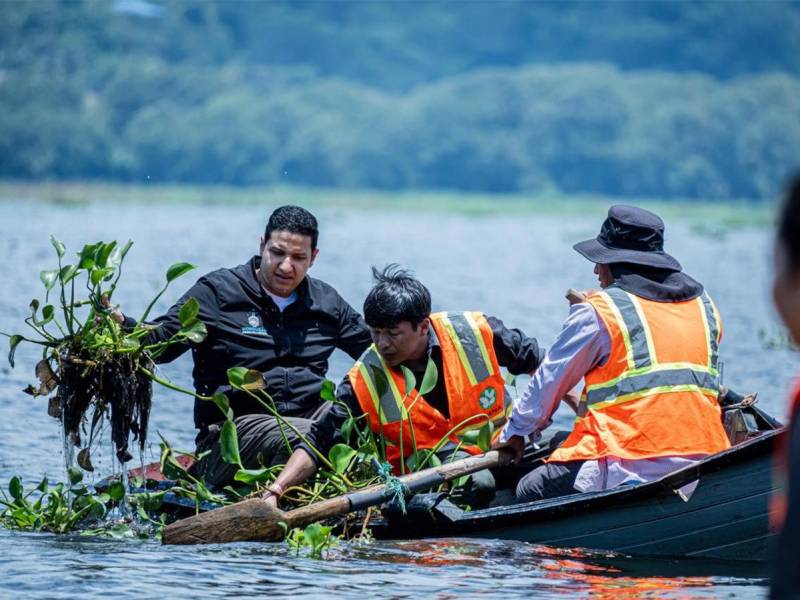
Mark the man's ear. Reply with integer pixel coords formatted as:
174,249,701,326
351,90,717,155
309,248,319,267
419,317,431,336
259,235,266,254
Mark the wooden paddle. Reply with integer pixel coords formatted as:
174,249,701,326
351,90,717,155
162,448,514,545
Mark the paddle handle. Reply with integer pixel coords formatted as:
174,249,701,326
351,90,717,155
280,449,513,536
162,449,513,545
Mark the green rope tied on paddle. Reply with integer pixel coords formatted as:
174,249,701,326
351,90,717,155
372,459,410,514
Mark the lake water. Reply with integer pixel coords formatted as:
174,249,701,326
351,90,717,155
0,198,793,598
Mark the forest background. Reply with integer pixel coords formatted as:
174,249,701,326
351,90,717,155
2,0,799,202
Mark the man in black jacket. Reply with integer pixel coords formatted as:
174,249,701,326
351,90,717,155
124,206,371,486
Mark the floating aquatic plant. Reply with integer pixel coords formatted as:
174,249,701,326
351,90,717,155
1,236,205,469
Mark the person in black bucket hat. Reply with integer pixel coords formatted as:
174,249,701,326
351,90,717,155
494,205,748,502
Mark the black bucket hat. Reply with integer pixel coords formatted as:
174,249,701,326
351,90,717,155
573,205,682,271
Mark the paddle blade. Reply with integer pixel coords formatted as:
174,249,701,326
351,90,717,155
162,498,288,545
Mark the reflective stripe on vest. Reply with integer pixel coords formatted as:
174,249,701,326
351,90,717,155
438,312,495,386
355,347,405,424
578,287,720,418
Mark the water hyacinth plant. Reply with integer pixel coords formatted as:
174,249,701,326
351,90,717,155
1,236,205,469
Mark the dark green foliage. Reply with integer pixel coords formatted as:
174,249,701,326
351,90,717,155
0,1,798,198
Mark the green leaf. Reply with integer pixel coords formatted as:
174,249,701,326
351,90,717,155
180,320,207,344
220,420,242,466
227,367,263,391
90,267,114,286
320,379,336,401
95,241,117,268
8,335,23,368
233,468,273,484
340,416,355,445
211,392,233,420
178,297,200,326
108,481,125,503
40,269,58,291
108,240,133,268
36,476,48,493
477,420,495,452
370,364,389,400
67,467,83,486
166,262,195,283
418,358,439,396
328,444,356,474
78,243,100,269
41,305,55,324
9,476,22,501
49,235,66,258
400,365,416,396
59,264,79,284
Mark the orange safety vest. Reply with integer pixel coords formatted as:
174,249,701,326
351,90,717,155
771,380,800,529
549,286,731,463
348,311,506,468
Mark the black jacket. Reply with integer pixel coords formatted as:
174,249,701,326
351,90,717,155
147,256,371,432
300,315,544,462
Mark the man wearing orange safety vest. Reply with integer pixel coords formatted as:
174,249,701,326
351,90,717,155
262,264,545,507
493,205,731,502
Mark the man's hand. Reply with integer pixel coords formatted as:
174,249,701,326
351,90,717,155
491,434,525,464
260,482,284,509
100,295,125,325
565,288,597,306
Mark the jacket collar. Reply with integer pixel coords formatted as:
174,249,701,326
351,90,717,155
609,264,704,302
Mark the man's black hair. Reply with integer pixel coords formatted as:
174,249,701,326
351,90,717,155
779,175,800,271
363,264,431,328
264,205,319,250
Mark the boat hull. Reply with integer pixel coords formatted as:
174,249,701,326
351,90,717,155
373,429,783,561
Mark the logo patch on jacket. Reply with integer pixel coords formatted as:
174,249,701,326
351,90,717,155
479,387,497,410
242,310,267,335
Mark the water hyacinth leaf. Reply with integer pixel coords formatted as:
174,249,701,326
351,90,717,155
78,242,100,269
9,476,22,501
178,297,200,326
370,364,389,399
181,320,207,344
227,367,248,389
77,448,94,472
418,358,438,396
400,365,416,396
59,264,79,284
340,416,355,445
320,379,336,401
107,239,133,270
166,262,195,283
227,366,264,391
67,466,83,486
233,468,273,484
50,235,66,258
477,420,495,452
220,420,242,466
211,392,233,420
328,444,356,474
29,298,40,317
108,481,126,502
40,269,58,291
36,476,48,493
95,241,117,268
41,305,55,323
8,335,23,368
90,267,114,286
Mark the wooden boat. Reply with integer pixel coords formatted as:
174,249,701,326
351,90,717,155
103,404,785,560
370,404,784,561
